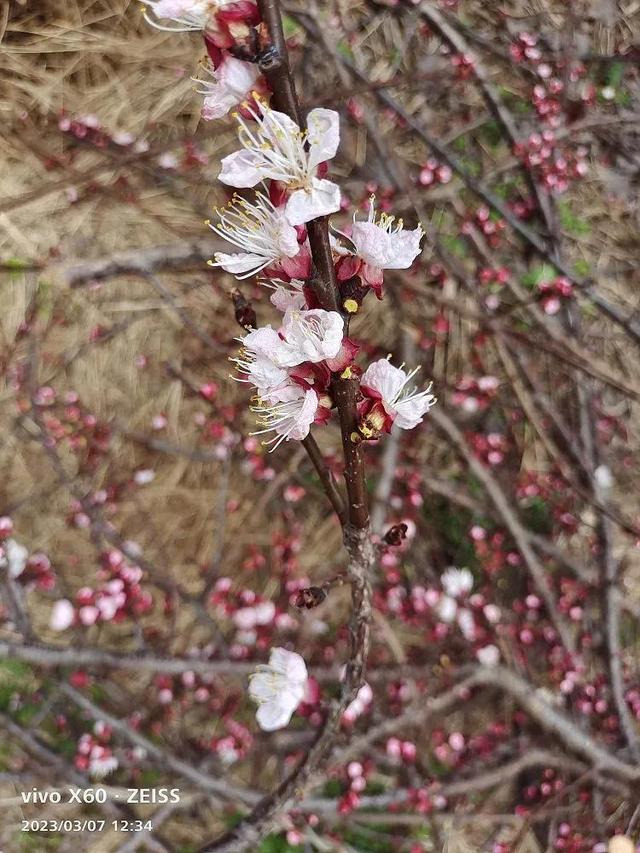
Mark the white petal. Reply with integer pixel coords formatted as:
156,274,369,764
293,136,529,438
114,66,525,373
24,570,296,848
437,595,457,623
219,56,260,97
383,227,424,269
202,92,241,121
255,696,298,731
6,539,28,578
393,395,434,430
457,608,475,640
50,599,75,631
248,672,278,703
242,326,285,359
276,221,301,258
218,149,263,187
441,567,474,598
262,106,301,140
350,221,393,268
306,108,341,170
270,285,306,313
213,252,269,274
283,390,317,440
285,179,341,226
247,357,289,394
476,645,500,667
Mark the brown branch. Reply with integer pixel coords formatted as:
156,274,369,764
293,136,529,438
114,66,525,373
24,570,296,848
429,407,576,653
61,238,224,287
0,639,255,677
472,666,640,784
60,683,260,806
302,434,347,524
197,2,375,849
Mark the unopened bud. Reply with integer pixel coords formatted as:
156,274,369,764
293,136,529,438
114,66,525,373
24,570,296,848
339,276,369,314
294,586,327,609
384,523,408,546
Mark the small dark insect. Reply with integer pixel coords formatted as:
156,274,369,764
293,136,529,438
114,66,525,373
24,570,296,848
383,523,408,546
294,586,328,610
231,288,257,330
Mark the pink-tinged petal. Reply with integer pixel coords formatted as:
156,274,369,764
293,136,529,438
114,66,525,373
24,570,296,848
306,108,341,170
202,93,240,121
350,221,393,268
361,262,384,292
280,249,311,279
270,285,306,313
336,254,362,281
218,149,262,187
242,326,284,359
218,56,260,94
383,227,424,269
324,338,359,372
359,385,383,403
360,359,407,403
285,179,341,226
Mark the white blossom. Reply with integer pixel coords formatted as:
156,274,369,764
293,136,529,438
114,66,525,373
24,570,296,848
437,595,458,623
267,279,307,313
208,191,300,279
218,105,341,225
248,647,308,731
50,599,75,632
457,607,476,641
88,746,119,778
232,326,290,396
348,197,424,269
360,358,436,430
252,385,319,450
277,308,343,367
0,539,28,578
476,644,500,667
195,57,260,121
441,567,474,598
142,0,213,31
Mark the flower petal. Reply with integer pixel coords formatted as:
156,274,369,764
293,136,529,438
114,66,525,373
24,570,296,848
383,227,424,269
306,108,341,170
285,179,341,226
218,149,263,187
360,359,407,403
213,252,269,275
350,221,392,268
255,695,298,731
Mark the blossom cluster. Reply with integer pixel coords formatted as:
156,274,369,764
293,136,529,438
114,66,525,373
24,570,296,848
212,105,434,452
139,0,438,731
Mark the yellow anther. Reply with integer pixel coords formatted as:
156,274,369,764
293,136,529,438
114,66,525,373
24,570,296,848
343,298,359,314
